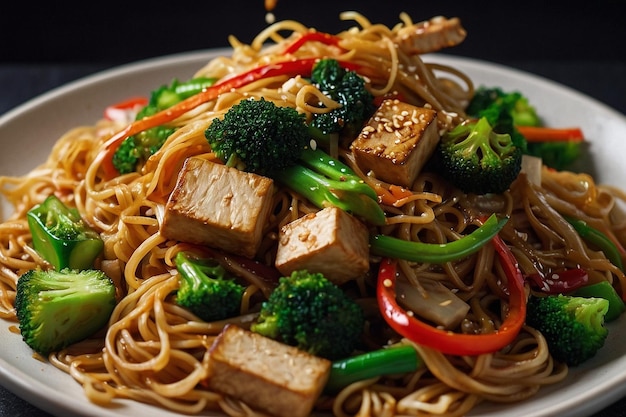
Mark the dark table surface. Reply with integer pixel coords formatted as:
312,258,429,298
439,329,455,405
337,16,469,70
1,57,625,417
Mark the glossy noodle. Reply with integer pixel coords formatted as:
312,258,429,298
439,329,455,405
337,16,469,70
0,11,625,417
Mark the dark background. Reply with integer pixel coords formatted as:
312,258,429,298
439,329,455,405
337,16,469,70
1,1,626,416
2,0,625,117
1,0,624,66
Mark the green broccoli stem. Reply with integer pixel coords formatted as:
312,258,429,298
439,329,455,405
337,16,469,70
324,345,421,393
369,214,507,264
299,148,378,201
277,148,386,226
176,252,211,292
307,125,333,145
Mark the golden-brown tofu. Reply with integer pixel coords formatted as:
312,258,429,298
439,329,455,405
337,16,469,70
350,99,439,187
207,324,331,417
275,206,369,285
159,157,275,258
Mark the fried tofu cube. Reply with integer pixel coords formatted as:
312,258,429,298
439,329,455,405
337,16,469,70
159,157,275,258
350,99,439,187
207,324,331,417
275,206,370,285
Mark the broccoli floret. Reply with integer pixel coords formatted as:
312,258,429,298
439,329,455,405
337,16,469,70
112,125,176,175
205,97,386,225
205,97,310,177
14,268,116,355
113,77,216,174
250,270,365,360
309,58,376,140
27,195,103,270
526,140,582,171
436,116,522,195
174,251,245,322
467,87,540,128
467,86,582,170
525,294,609,366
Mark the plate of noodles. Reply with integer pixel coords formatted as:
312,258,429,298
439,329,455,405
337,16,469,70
1,11,626,417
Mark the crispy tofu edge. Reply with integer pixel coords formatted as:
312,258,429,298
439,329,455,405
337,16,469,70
206,324,331,417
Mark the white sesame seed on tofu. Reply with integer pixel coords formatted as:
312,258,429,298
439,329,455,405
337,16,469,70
350,99,440,188
275,206,370,285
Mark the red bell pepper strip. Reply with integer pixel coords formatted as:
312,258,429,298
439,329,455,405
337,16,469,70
103,96,149,123
378,184,415,207
376,234,526,356
282,32,343,55
517,125,584,143
526,268,589,294
97,58,363,179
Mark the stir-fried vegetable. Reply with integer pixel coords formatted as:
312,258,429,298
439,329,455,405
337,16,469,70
369,213,507,263
435,117,523,195
282,31,344,55
566,217,624,272
376,234,526,356
526,268,589,294
98,58,364,178
467,86,585,170
324,344,421,393
27,195,103,270
111,77,217,174
174,251,245,322
205,97,386,225
15,268,116,355
526,294,609,366
573,281,626,322
251,270,365,360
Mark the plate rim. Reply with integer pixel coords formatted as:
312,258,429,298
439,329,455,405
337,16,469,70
1,49,625,417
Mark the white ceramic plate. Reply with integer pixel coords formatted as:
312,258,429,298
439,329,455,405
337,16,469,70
1,50,625,417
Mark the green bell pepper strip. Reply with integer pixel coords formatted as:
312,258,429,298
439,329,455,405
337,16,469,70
369,214,507,263
573,281,626,321
376,233,526,356
27,195,104,270
324,344,421,393
566,217,624,272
